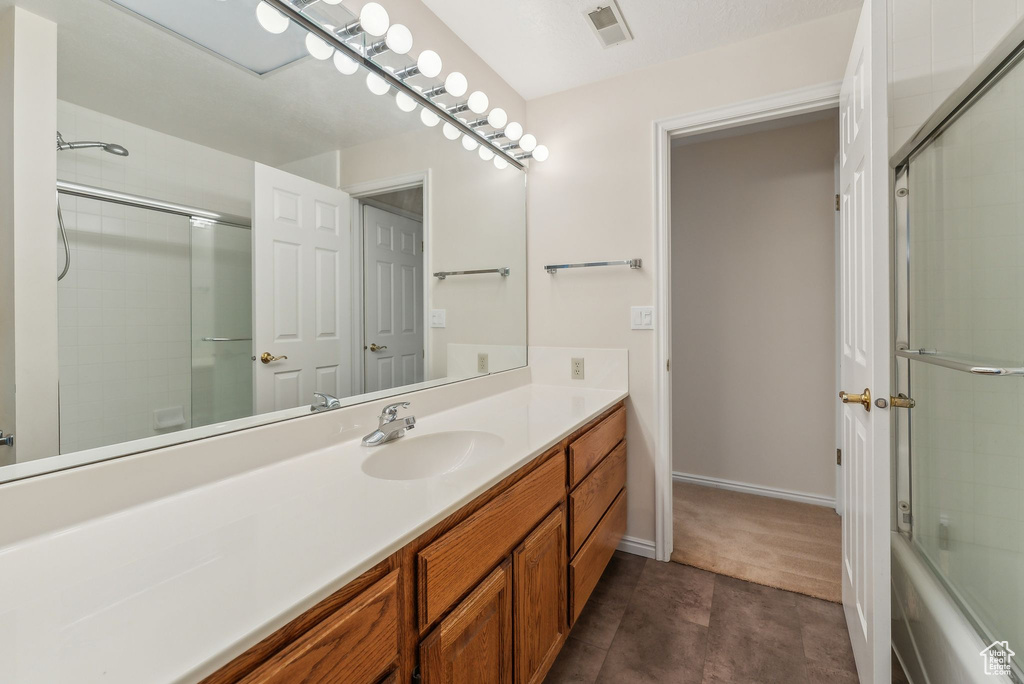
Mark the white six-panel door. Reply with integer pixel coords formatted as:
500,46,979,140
253,163,352,413
838,2,890,681
362,204,424,393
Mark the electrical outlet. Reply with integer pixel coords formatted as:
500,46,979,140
571,357,585,380
477,353,489,374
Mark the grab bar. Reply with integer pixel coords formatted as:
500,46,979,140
433,267,509,280
201,337,252,342
545,258,642,274
896,348,1024,376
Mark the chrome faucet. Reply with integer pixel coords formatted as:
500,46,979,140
362,402,416,446
311,392,341,412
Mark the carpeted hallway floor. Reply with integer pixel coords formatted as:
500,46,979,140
672,482,842,603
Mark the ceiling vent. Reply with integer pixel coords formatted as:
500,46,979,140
585,2,632,49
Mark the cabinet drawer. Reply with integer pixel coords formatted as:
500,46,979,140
240,570,400,684
568,406,625,487
568,440,626,556
418,453,565,630
569,490,626,624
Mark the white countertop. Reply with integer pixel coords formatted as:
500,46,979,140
0,380,626,683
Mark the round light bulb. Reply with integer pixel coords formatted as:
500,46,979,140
504,121,523,142
416,50,442,79
467,91,489,115
321,0,342,4
478,146,495,161
461,135,479,151
493,156,509,170
366,72,390,96
359,2,390,37
444,72,468,98
385,24,413,55
486,107,507,129
519,133,537,152
305,33,334,60
442,122,461,140
421,108,440,127
333,51,358,75
395,91,417,112
531,144,549,162
256,1,289,34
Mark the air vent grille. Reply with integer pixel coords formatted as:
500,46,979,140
585,2,632,49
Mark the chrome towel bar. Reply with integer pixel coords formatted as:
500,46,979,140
201,337,252,342
545,258,642,274
896,348,1024,376
433,268,510,280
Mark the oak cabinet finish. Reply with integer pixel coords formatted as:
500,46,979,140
568,440,626,556
569,489,627,624
419,560,514,684
513,506,567,684
568,406,625,487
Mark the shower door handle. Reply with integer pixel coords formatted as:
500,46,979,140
839,388,871,412
0,431,13,447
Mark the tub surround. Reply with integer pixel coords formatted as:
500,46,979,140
0,350,627,684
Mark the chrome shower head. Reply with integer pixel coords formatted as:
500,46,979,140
102,143,129,157
56,131,129,157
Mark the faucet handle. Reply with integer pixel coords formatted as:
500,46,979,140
380,401,411,422
312,392,341,412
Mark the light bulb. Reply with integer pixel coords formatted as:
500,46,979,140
443,123,461,140
504,121,523,142
478,146,495,161
519,134,537,152
467,91,489,115
462,135,479,151
493,156,509,170
486,107,507,129
445,72,468,98
385,24,413,55
396,91,417,112
256,1,289,34
417,50,442,79
531,144,549,162
322,0,341,4
421,108,440,127
359,2,390,37
366,72,390,96
333,51,358,75
305,33,334,60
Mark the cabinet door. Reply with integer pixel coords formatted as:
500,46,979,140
514,506,567,684
420,560,513,684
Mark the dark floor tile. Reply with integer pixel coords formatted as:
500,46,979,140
544,637,608,684
702,575,808,684
636,560,715,627
805,663,859,684
570,552,647,650
793,594,857,675
595,585,708,684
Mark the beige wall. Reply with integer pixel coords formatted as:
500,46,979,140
525,11,858,543
671,116,838,499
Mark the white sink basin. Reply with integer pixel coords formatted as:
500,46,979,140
361,430,504,480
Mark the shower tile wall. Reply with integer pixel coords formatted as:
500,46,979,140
56,101,253,453
889,0,1024,150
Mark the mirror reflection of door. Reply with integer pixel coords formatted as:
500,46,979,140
362,203,424,393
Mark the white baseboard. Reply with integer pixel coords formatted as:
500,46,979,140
617,535,656,559
672,471,835,508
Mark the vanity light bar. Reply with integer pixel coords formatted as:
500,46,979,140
261,0,528,171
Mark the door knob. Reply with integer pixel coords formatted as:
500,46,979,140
260,352,288,364
369,343,388,352
839,388,871,412
890,393,916,409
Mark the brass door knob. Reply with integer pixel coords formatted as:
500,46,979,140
260,352,288,364
890,393,916,409
839,388,871,411
369,343,387,352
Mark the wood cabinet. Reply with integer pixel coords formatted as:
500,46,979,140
207,401,626,684
419,560,514,684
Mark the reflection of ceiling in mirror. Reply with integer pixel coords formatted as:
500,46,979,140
1,0,422,167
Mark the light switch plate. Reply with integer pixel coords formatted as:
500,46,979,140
430,309,446,328
631,306,655,330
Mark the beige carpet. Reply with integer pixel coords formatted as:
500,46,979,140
672,482,842,603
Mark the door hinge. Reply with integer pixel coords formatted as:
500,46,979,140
835,194,840,211
836,448,842,465
666,359,670,371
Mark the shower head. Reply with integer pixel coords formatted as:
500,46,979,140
56,131,129,157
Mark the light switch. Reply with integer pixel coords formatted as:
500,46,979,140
430,309,446,328
631,306,654,330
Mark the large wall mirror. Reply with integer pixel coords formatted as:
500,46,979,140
0,0,527,481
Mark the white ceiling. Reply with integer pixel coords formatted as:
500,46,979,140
420,0,862,100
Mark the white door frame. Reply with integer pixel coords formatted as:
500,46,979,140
652,81,842,562
344,171,431,397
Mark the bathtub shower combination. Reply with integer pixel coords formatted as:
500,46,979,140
892,32,1024,684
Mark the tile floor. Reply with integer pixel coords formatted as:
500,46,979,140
545,552,859,684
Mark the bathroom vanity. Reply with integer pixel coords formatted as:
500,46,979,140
201,401,626,684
